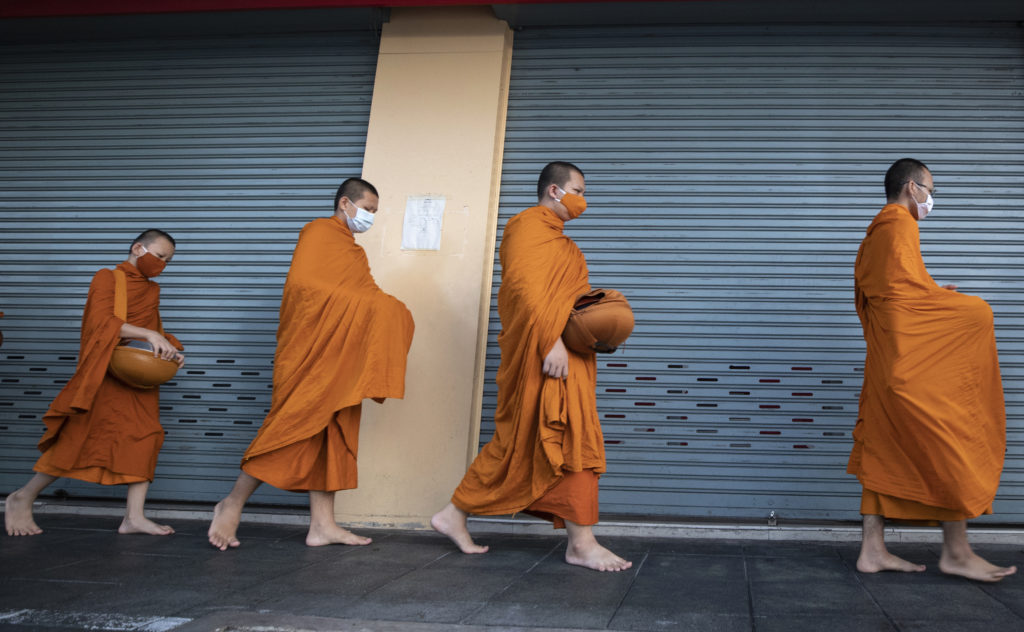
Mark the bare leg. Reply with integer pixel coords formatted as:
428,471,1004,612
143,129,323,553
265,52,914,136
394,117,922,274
856,514,925,573
565,521,632,572
939,520,1017,582
305,490,371,547
208,471,261,551
5,473,57,536
430,502,488,554
118,481,174,535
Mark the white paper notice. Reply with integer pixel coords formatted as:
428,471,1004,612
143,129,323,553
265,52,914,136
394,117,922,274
401,195,446,251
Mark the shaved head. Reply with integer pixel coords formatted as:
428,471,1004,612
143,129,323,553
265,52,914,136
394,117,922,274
885,158,930,200
537,161,584,201
129,229,175,254
334,178,379,211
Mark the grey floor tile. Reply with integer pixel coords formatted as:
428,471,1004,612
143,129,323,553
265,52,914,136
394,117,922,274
753,614,896,631
646,538,748,557
747,555,858,584
199,540,355,571
898,620,1024,632
490,561,638,602
742,542,842,558
61,582,239,618
639,552,747,583
464,600,616,629
623,554,747,614
608,607,751,632
56,547,329,616
465,565,636,628
363,566,520,604
1,526,107,548
423,541,558,572
268,553,414,589
12,549,209,583
209,560,417,617
869,583,1017,623
345,599,491,625
341,566,521,624
244,596,384,621
979,579,1024,618
0,578,114,611
750,579,879,616
338,537,456,568
620,577,749,615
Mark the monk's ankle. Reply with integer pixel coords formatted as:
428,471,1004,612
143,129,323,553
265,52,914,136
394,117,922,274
940,538,975,559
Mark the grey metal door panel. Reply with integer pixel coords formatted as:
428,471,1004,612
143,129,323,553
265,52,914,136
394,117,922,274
484,23,1024,522
0,32,379,506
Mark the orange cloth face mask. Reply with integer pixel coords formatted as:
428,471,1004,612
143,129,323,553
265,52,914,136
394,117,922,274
136,248,167,278
555,186,587,219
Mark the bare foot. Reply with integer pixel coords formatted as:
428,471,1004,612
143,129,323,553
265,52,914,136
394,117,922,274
118,516,174,536
5,490,43,536
940,551,1017,582
566,540,632,572
208,499,242,551
306,522,372,547
430,503,488,554
856,549,926,573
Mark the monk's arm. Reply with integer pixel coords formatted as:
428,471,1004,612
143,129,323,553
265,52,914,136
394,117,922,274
119,323,185,365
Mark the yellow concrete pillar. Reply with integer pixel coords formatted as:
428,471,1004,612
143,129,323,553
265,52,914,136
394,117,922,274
334,6,512,528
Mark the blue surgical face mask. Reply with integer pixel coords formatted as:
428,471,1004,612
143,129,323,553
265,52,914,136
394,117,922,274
345,201,375,233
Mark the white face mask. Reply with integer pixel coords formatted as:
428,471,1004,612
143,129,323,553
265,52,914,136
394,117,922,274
916,193,934,220
345,202,375,233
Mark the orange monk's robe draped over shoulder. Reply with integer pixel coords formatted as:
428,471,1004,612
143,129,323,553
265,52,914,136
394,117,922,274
452,206,605,521
848,204,1006,520
241,216,414,492
36,262,183,484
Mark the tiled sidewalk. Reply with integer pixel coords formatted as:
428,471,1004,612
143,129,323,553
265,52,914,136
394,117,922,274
1,514,1022,631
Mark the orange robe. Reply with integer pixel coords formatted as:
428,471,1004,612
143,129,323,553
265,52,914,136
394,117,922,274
452,206,605,528
241,216,414,493
848,204,1006,521
35,262,182,484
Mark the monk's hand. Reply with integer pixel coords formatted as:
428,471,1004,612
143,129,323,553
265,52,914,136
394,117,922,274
173,352,186,368
145,331,180,361
543,337,570,379
942,284,959,291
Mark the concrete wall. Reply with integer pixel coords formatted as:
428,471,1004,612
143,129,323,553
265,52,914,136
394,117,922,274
335,7,513,528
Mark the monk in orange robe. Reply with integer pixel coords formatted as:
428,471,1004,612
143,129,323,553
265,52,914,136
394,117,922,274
208,177,413,550
432,161,631,572
849,158,1016,582
5,230,185,537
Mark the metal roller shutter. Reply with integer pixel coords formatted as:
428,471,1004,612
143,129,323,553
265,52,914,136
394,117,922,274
0,30,379,506
484,23,1024,522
